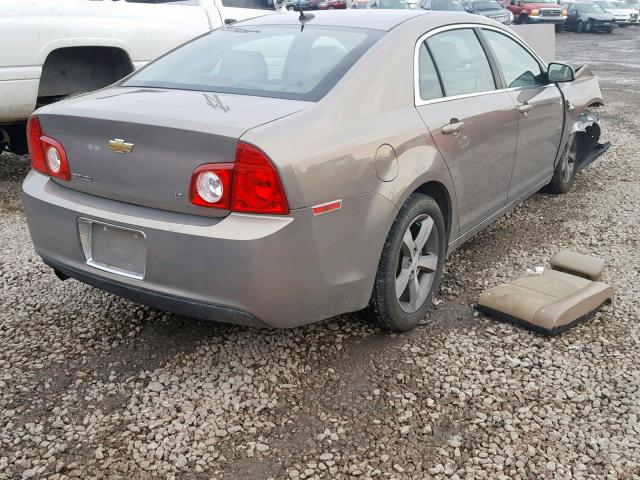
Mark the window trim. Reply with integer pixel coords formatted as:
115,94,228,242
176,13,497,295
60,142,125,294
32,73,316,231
413,23,549,107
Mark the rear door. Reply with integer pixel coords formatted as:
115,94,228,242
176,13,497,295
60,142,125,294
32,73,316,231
480,28,564,200
415,27,517,234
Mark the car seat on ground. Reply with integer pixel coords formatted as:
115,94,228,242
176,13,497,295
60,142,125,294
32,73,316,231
475,250,613,335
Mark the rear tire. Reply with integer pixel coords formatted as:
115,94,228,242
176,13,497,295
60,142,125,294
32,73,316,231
365,194,446,332
547,134,578,194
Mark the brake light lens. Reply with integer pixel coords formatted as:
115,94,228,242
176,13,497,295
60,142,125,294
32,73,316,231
189,163,233,209
26,115,71,180
231,142,288,215
26,116,47,175
189,142,289,215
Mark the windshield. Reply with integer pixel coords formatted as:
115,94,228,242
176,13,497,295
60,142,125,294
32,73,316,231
431,0,466,9
578,2,607,11
124,25,382,102
472,0,502,10
523,0,558,3
595,1,617,6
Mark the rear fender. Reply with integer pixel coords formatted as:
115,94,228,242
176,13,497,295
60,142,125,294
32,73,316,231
376,135,459,243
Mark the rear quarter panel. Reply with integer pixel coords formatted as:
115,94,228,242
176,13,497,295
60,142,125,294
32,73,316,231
242,16,460,240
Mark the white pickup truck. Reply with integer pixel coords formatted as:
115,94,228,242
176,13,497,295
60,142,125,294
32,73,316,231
0,0,281,153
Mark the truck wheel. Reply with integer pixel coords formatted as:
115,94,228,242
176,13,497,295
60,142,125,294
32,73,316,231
519,13,530,24
555,23,563,32
365,194,446,332
577,20,585,32
547,135,577,194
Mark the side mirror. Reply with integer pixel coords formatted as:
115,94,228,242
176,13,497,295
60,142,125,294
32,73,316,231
547,62,575,83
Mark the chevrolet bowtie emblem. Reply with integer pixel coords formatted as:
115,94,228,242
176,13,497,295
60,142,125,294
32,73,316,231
108,138,134,154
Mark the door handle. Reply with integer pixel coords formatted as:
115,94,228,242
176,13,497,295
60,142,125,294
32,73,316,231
518,103,532,115
442,120,464,135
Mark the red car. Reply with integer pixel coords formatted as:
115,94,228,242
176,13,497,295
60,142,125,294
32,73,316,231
318,0,347,7
500,0,568,30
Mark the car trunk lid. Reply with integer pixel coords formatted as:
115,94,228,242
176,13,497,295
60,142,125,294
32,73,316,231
37,88,309,217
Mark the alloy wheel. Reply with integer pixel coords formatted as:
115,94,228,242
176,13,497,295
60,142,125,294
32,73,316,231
395,214,439,313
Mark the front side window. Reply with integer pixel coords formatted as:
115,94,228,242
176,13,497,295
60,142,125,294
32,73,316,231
124,25,382,101
426,29,495,97
482,30,545,88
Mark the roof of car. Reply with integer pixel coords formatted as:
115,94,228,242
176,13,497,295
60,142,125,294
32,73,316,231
240,10,436,31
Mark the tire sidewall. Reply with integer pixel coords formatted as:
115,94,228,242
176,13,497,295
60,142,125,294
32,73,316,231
549,135,577,194
373,194,447,331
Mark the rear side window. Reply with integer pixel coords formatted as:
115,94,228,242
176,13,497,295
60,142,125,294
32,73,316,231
426,29,495,97
124,25,382,101
482,30,545,88
417,43,443,101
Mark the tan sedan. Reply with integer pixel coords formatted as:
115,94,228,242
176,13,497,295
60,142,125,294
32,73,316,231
23,11,606,331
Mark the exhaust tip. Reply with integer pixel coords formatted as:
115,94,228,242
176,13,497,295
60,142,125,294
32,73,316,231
53,269,69,281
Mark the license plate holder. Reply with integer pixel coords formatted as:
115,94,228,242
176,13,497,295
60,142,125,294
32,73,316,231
78,218,146,280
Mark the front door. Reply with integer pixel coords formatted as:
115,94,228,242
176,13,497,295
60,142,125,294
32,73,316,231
480,28,564,200
566,3,580,28
414,28,517,234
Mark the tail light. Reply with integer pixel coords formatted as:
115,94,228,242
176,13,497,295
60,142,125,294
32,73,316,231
26,115,71,181
190,163,234,209
190,142,289,215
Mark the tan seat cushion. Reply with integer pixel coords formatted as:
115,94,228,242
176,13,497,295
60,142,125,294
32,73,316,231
477,269,612,334
550,250,605,281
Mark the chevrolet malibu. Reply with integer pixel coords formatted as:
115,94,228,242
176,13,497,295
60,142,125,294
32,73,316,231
23,11,607,331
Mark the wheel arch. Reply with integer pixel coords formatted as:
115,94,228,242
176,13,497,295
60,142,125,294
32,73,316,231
37,45,134,101
412,181,453,242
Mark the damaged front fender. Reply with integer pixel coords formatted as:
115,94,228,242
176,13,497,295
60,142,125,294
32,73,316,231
571,110,602,134
555,64,609,172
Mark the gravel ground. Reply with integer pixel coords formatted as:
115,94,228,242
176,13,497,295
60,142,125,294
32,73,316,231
1,29,639,480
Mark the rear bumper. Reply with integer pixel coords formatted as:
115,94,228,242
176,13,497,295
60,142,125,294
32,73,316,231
23,171,393,328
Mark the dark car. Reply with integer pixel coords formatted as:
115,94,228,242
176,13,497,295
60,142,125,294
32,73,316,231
419,0,466,10
563,1,616,31
463,0,514,22
285,0,321,9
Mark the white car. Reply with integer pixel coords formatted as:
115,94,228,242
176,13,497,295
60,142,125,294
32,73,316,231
0,0,281,153
594,0,638,23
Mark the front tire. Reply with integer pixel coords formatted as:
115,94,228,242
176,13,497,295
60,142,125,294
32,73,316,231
365,194,446,332
519,13,531,24
555,23,563,32
577,20,585,32
547,134,578,194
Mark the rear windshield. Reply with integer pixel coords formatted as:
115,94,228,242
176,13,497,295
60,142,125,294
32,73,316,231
472,0,502,9
123,25,383,101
